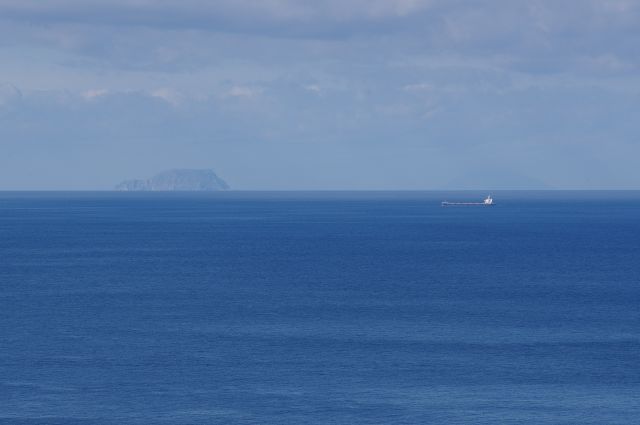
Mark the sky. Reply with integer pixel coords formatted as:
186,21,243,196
1,0,639,190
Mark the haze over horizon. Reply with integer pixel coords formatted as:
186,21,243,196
1,0,639,190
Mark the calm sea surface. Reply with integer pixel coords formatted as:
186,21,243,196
1,191,639,424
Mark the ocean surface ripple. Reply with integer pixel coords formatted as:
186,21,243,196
1,191,639,424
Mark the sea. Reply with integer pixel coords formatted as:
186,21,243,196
0,191,639,424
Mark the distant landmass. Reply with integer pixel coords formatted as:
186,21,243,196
116,169,230,191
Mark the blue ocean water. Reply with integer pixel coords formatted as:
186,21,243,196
1,191,639,424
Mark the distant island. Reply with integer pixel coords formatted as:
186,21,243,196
116,169,230,191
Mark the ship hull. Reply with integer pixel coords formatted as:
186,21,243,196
441,202,493,206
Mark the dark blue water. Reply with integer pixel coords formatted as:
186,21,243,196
1,191,639,424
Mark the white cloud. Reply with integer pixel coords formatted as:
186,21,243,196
81,88,108,100
403,83,432,92
304,84,322,95
226,85,261,98
150,87,184,105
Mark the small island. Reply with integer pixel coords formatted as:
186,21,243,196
116,169,230,191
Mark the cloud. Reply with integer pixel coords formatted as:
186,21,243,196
2,1,640,189
0,1,637,39
0,0,434,25
0,0,436,40
303,84,322,95
81,88,108,100
403,83,432,92
225,85,261,98
2,0,639,81
150,87,184,105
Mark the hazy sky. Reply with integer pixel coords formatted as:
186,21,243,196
1,0,639,189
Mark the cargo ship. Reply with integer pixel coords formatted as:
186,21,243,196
442,195,493,206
